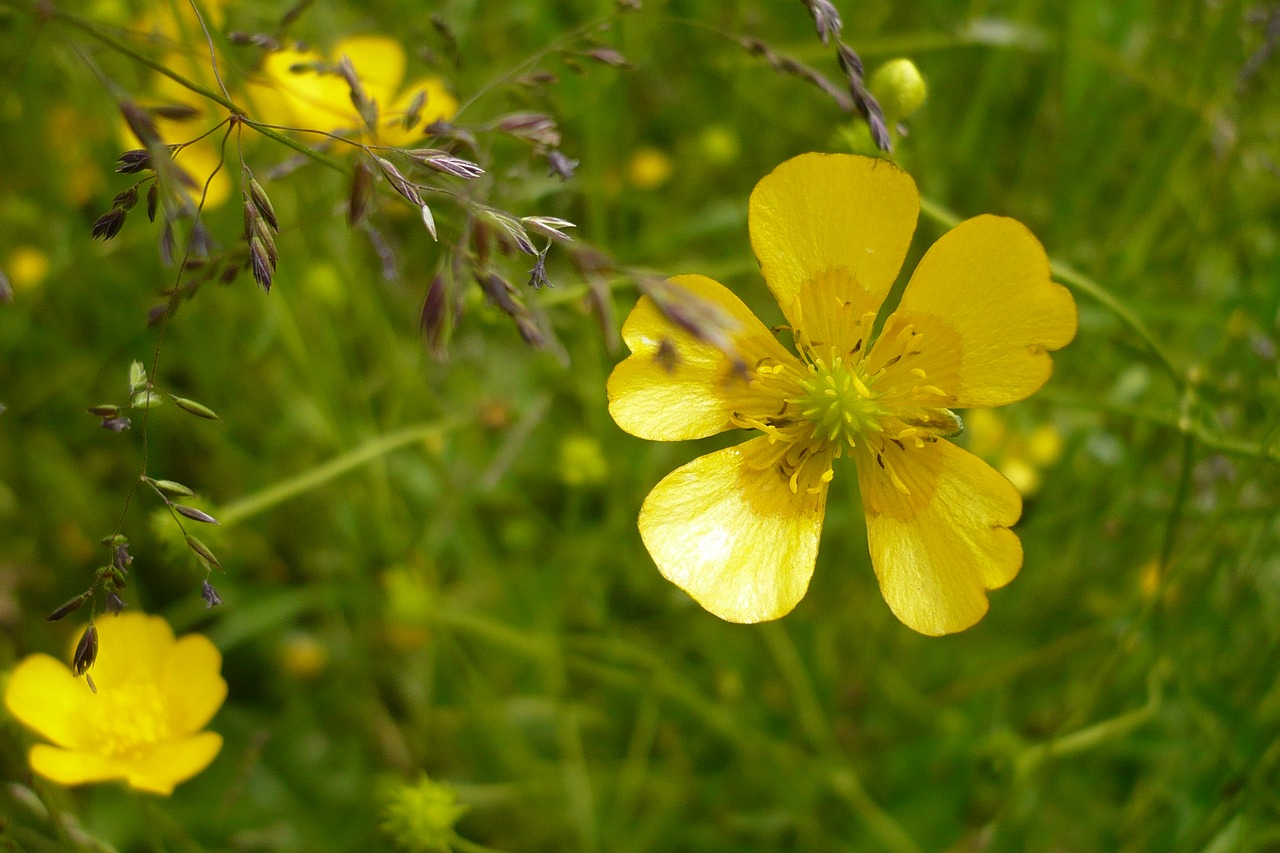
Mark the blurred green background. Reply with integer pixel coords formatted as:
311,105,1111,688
2,0,1279,850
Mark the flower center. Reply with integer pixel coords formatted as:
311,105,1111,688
792,356,885,447
89,682,171,758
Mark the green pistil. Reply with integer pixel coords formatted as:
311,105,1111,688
793,358,884,446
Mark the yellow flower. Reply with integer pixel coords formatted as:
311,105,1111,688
965,409,1066,497
3,612,227,794
607,153,1077,635
249,36,457,148
6,246,50,292
627,146,673,189
558,434,609,486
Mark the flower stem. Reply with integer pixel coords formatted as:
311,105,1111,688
1037,388,1280,464
218,420,465,527
1014,664,1165,780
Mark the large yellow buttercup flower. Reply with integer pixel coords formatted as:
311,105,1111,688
4,612,227,795
608,153,1077,635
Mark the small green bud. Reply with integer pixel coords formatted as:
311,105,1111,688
186,535,222,569
146,477,196,497
869,58,927,124
173,396,220,420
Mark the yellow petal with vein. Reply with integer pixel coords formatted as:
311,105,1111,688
608,274,798,442
856,438,1022,636
749,153,918,331
639,436,827,623
887,215,1077,408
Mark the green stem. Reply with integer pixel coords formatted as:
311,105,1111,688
1037,388,1280,464
218,420,464,526
825,769,924,853
1014,665,1165,780
918,197,1184,389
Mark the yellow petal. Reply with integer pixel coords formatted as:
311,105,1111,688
255,47,357,132
29,734,223,796
639,436,827,623
378,77,458,147
161,635,227,736
885,215,1077,408
87,613,176,691
29,745,123,788
748,153,919,332
334,35,406,107
123,733,223,795
608,274,800,442
4,654,94,749
855,437,1022,636
170,136,233,208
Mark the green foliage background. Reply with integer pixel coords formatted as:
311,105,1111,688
1,0,1279,850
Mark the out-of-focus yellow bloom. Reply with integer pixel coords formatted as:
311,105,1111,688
627,146,673,189
144,54,236,208
608,153,1077,635
966,409,1065,497
304,263,347,308
697,126,741,166
558,435,609,486
6,246,50,292
3,612,226,795
1138,558,1162,599
46,106,107,205
279,631,329,680
380,774,468,853
249,36,457,148
120,1,235,208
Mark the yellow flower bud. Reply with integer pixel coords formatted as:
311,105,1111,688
869,58,928,123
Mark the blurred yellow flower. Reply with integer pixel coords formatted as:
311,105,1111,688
6,246,50,292
279,631,329,680
558,434,609,486
608,153,1077,635
119,1,236,207
250,36,457,148
3,612,226,795
627,146,673,189
966,409,1065,497
697,125,741,166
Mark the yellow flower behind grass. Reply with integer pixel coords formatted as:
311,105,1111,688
607,153,1077,635
122,0,236,207
4,612,226,795
250,36,457,147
